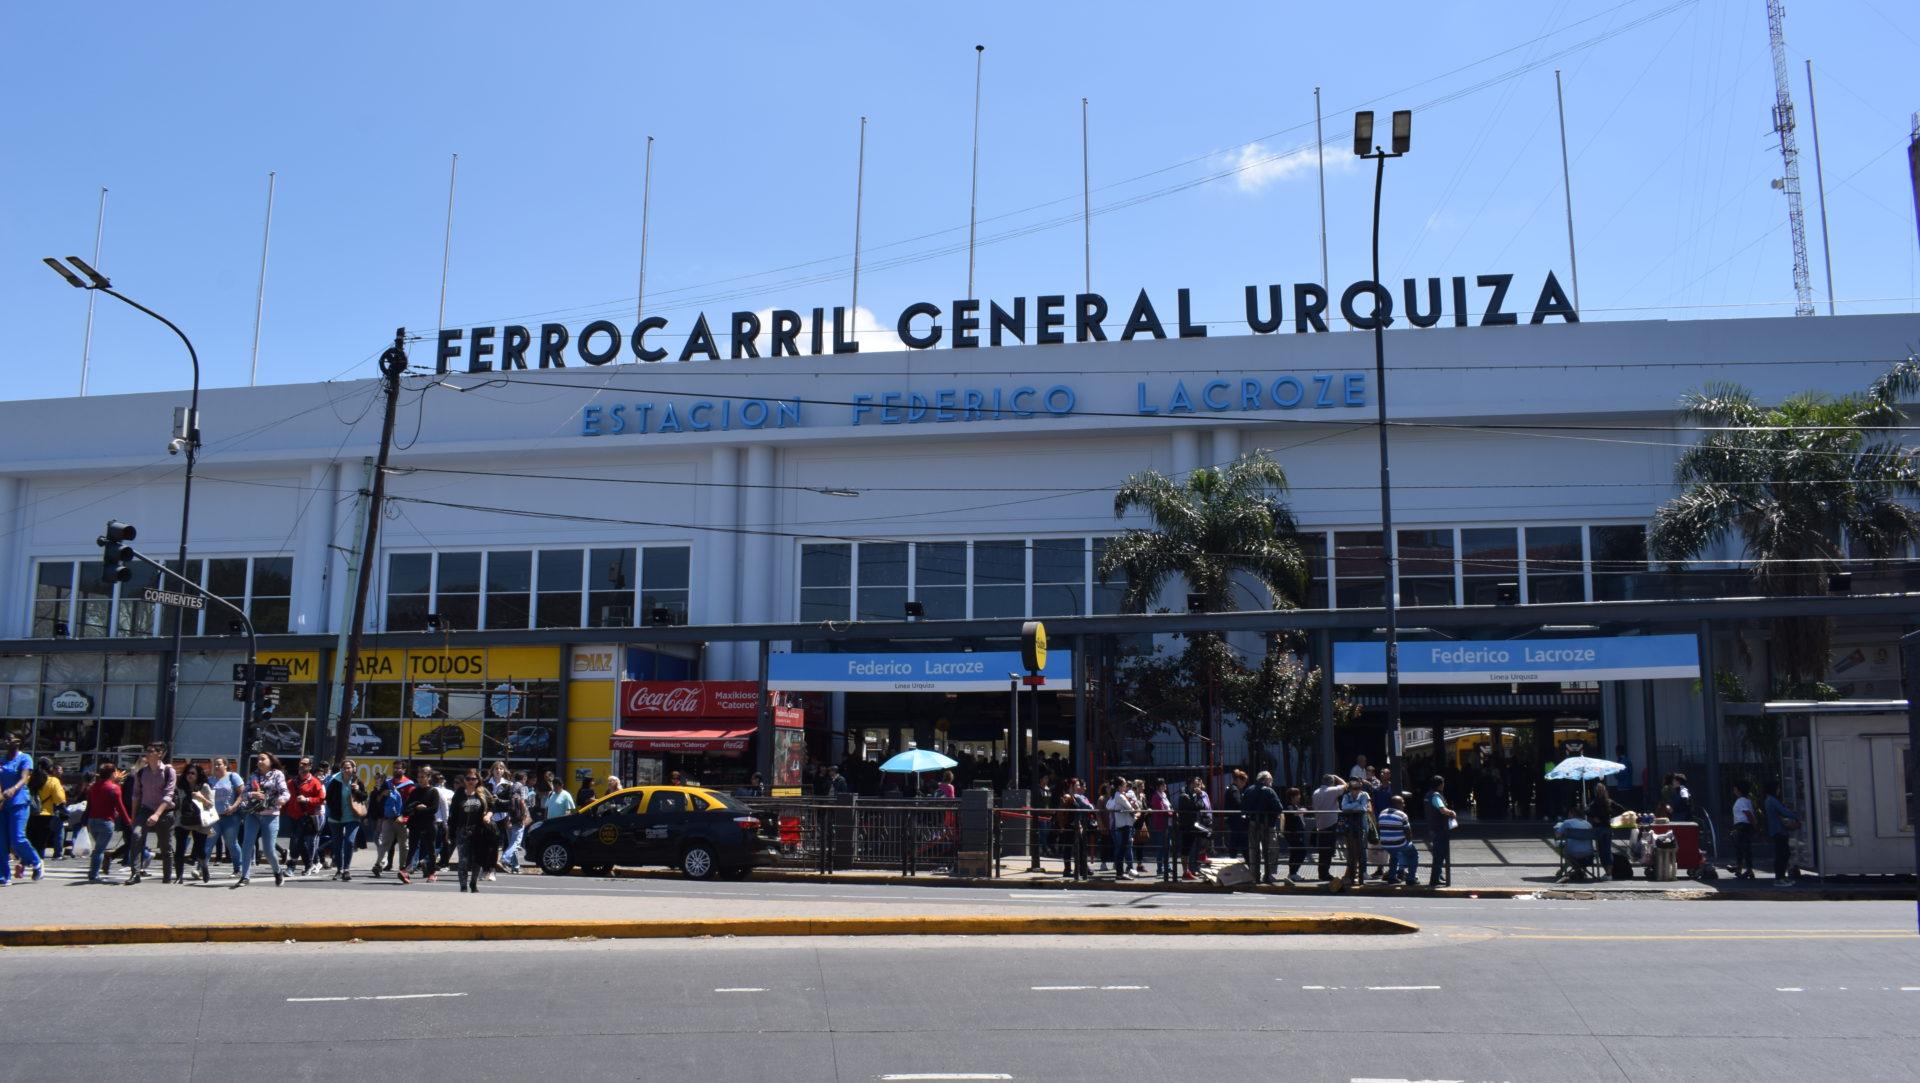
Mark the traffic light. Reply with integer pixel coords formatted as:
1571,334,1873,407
97,520,137,585
254,684,280,723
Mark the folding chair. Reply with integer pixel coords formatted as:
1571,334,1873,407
1554,825,1599,883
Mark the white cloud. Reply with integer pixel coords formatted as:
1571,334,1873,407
1224,142,1349,194
750,304,904,353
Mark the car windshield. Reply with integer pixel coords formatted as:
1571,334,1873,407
694,791,752,813
589,794,639,817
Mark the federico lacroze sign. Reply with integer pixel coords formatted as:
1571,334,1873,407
1334,635,1700,685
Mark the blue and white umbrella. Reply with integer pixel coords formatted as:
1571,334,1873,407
877,748,958,774
1545,756,1626,782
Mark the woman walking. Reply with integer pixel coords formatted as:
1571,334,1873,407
448,768,496,893
207,757,245,874
1338,777,1375,888
170,763,215,883
24,758,64,870
81,761,130,883
325,759,368,880
1145,778,1172,880
236,752,289,887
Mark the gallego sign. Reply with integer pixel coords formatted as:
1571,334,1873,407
1334,635,1700,685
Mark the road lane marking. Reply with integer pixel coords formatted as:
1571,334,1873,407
1775,988,1804,993
1350,1077,1466,1083
287,993,467,1003
878,1075,1013,1081
1366,985,1441,991
714,987,766,993
1030,985,1149,991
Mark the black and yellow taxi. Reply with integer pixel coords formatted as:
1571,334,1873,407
528,785,775,880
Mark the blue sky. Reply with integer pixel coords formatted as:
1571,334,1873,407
4,0,1918,401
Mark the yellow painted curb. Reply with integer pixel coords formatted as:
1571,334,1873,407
0,912,1416,948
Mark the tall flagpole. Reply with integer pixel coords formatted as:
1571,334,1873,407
79,186,107,397
639,135,654,323
1553,69,1581,312
249,171,277,386
1081,97,1091,294
1313,88,1328,290
437,153,459,331
851,118,867,340
967,44,984,301
1804,60,1836,316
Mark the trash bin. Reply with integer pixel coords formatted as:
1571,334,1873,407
1649,832,1678,881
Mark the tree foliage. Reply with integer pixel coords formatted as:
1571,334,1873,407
1650,356,1920,684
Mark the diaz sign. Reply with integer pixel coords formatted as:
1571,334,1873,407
442,272,1575,373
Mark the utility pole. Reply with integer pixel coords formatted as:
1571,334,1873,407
1907,113,1919,257
331,330,409,766
322,458,376,738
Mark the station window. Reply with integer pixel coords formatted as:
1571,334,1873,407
799,544,852,622
383,546,690,631
1525,526,1584,604
914,542,967,620
1397,529,1456,607
1590,525,1648,601
1333,530,1385,610
971,541,1026,619
32,555,297,638
856,543,909,622
1030,539,1088,618
798,537,1115,623
1460,527,1519,606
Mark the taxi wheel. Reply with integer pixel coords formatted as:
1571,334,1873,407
538,841,574,876
681,843,718,880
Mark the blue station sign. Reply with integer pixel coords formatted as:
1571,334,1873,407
1334,635,1700,685
768,650,1075,693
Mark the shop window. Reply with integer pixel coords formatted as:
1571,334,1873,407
1525,526,1584,604
536,549,584,628
159,559,203,636
1297,531,1329,611
251,557,293,634
485,551,532,630
857,542,908,622
914,542,967,620
972,540,1025,618
1031,539,1087,617
1590,524,1647,602
1461,527,1519,606
1397,528,1456,607
640,546,691,625
1333,530,1384,610
386,553,432,632
799,544,852,622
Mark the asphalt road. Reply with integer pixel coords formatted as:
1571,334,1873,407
5,883,1916,1082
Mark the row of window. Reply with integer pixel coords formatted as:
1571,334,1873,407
799,538,1128,622
383,547,691,631
33,557,294,639
1304,524,1649,608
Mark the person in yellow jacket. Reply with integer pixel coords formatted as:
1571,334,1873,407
32,760,68,863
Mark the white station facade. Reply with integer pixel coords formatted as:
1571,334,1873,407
2,297,1917,822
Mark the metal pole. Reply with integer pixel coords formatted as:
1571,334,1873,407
1697,619,1722,861
249,171,276,386
1008,675,1020,791
323,459,376,731
1081,96,1091,295
851,119,866,339
1553,70,1581,313
1313,89,1329,292
332,331,409,766
639,136,654,323
967,44,984,301
79,187,106,397
1369,153,1402,771
1899,631,1920,934
436,154,458,331
1803,60,1836,316
757,639,775,791
91,286,197,746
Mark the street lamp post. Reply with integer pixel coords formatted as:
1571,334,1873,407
1353,110,1412,772
44,256,200,747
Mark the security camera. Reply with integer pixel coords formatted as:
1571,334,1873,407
166,437,188,456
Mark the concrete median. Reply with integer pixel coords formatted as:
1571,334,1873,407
0,912,1417,948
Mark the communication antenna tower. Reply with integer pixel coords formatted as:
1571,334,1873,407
1766,0,1816,316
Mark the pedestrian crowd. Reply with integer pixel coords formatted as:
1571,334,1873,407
0,737,586,895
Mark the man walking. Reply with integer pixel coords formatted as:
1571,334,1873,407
1240,770,1281,884
0,733,43,885
370,761,414,879
124,744,176,884
1729,780,1757,880
1424,775,1457,888
404,769,443,882
1310,774,1344,881
1760,782,1799,883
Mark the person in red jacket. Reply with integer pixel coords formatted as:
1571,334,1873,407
283,756,327,876
81,760,131,883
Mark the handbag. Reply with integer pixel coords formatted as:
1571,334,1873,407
351,798,369,818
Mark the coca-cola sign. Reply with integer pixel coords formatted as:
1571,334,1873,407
621,680,760,720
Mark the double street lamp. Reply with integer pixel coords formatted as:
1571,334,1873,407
1353,109,1412,771
44,256,201,747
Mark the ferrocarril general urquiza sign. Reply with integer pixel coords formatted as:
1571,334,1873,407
438,271,1575,373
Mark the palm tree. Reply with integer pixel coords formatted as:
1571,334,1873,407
1096,450,1308,614
1649,357,1920,687
1097,451,1310,772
